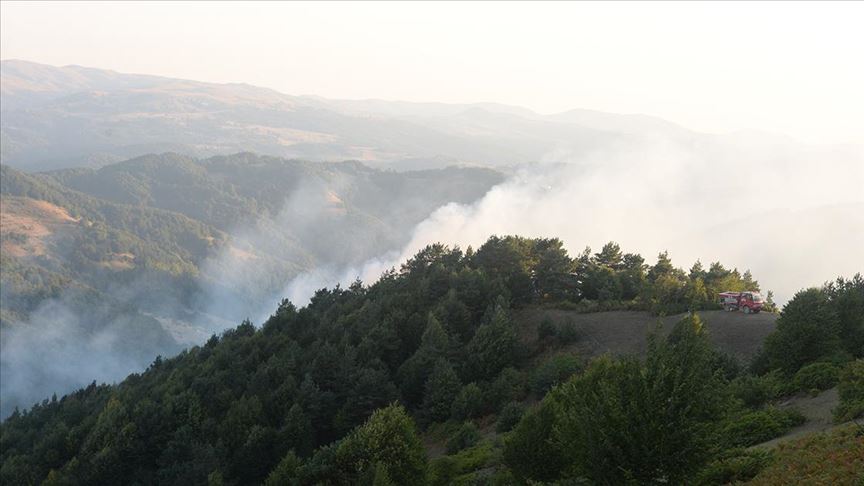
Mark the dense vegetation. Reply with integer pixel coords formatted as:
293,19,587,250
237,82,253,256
1,154,503,321
1,154,504,324
0,154,504,416
0,234,795,484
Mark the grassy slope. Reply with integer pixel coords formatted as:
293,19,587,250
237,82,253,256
747,425,864,485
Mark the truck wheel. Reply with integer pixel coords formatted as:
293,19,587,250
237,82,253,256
743,307,751,314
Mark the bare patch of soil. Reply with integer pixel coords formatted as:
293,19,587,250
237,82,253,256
754,388,844,449
1,196,79,257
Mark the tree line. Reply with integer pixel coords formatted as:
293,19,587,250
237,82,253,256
4,236,857,485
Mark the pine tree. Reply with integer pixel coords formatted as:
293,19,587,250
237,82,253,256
466,300,518,380
594,241,624,269
421,359,462,423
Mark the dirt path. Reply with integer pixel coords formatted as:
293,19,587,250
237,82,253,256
754,388,842,449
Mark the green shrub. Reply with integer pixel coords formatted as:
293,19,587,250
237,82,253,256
333,404,428,484
451,383,484,420
729,375,773,408
446,422,481,455
711,351,742,380
760,288,842,374
731,369,803,407
546,315,730,485
530,353,582,395
502,400,566,482
483,368,526,412
428,456,458,486
556,318,580,344
264,451,301,486
495,402,525,433
537,317,580,348
793,362,840,392
537,317,557,341
430,441,497,486
721,407,806,448
834,359,864,422
450,441,496,476
694,448,773,486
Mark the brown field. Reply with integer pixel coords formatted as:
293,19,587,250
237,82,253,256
0,196,79,257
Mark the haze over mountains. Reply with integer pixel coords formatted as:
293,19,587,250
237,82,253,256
3,59,689,172
1,59,863,418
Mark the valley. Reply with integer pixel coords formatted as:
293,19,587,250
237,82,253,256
1,6,863,482
0,154,504,416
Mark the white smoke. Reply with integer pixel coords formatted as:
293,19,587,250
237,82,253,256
0,296,178,416
280,134,864,306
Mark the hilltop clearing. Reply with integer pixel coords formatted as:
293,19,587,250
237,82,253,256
518,309,776,362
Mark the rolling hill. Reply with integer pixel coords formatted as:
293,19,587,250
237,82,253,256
0,154,504,417
2,60,689,171
1,234,859,484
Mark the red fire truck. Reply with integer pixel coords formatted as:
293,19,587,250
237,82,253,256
718,291,764,314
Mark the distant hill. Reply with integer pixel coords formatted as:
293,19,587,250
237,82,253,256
0,153,504,416
1,60,697,171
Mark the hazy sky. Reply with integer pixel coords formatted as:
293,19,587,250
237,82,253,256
2,1,862,143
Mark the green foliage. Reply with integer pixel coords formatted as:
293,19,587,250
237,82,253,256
465,300,518,381
428,456,458,486
446,422,481,455
536,317,580,347
0,156,504,414
556,318,580,345
264,450,301,486
429,440,497,486
332,404,427,485
537,317,557,341
495,402,525,433
483,368,526,413
758,276,863,380
508,314,730,484
0,234,778,484
823,274,864,359
793,362,841,392
422,360,462,425
763,288,841,374
729,373,779,409
721,407,806,448
502,400,566,482
451,383,484,421
762,290,779,313
834,359,864,422
686,277,710,310
530,352,582,396
694,448,773,486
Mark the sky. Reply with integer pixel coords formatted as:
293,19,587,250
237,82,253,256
2,1,862,144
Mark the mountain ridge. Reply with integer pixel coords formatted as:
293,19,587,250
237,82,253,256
1,59,695,171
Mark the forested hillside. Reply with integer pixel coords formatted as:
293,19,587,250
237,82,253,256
1,153,503,324
5,236,858,484
0,154,504,417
